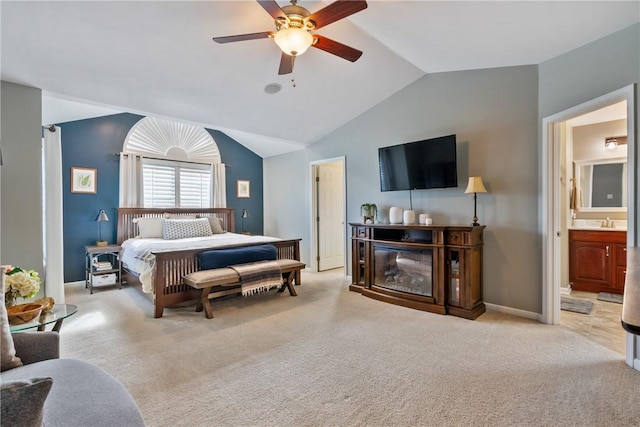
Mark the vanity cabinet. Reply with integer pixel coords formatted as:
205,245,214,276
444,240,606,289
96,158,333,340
569,230,627,294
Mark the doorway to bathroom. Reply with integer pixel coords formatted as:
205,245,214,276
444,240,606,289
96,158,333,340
541,85,635,357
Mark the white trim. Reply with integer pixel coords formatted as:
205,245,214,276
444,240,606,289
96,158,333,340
541,84,636,369
123,116,221,163
309,157,347,274
484,302,542,322
542,84,636,325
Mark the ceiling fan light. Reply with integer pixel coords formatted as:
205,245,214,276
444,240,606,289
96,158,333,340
274,27,313,56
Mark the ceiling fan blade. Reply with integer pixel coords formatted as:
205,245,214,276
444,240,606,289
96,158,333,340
212,32,273,44
257,0,287,21
307,0,367,30
278,53,295,75
312,35,363,62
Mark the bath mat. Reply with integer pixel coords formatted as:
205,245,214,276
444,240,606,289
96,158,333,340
561,296,593,315
597,292,623,304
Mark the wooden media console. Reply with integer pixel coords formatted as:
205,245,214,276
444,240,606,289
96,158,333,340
350,223,485,320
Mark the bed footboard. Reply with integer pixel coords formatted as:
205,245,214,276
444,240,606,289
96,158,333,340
152,239,301,318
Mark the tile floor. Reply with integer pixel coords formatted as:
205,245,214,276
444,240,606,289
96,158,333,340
560,290,626,355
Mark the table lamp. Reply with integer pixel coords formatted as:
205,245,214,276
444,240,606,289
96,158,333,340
95,209,109,246
241,209,250,233
464,177,488,226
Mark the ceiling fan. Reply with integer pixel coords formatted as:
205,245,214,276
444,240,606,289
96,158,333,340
212,0,367,75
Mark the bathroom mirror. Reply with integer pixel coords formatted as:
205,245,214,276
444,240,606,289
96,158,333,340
574,157,627,212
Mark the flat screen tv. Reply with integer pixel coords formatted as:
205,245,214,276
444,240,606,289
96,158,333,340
379,134,458,192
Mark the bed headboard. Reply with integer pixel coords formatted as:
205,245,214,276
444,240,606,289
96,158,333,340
117,208,235,244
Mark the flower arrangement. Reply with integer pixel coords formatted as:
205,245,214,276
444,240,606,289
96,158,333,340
3,265,41,307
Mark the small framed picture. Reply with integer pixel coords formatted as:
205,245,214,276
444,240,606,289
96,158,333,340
237,179,250,198
71,167,97,194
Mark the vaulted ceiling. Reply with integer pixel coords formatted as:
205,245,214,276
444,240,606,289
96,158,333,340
2,1,638,157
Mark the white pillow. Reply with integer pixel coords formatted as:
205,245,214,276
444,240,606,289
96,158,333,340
133,217,163,238
162,218,213,240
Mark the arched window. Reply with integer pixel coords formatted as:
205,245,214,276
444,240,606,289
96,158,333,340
119,117,226,208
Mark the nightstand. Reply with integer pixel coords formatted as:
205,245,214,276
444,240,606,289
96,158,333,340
84,244,122,294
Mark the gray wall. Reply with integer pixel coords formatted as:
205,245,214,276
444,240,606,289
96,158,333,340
0,81,44,285
264,23,640,315
539,24,640,246
265,65,540,313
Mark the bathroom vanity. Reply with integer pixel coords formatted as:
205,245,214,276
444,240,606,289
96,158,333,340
569,227,627,294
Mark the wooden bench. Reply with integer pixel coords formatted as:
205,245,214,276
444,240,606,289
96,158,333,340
183,259,305,319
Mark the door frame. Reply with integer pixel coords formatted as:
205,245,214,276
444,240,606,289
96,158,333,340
309,156,347,273
542,84,636,326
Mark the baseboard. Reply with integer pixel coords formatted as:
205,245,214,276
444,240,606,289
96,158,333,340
64,280,85,286
484,302,542,322
560,284,572,295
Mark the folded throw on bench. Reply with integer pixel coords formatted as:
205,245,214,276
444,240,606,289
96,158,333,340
199,244,278,270
230,260,282,296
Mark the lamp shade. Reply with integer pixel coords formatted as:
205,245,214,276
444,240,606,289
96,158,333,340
274,27,313,56
464,177,487,194
95,210,109,222
241,209,249,218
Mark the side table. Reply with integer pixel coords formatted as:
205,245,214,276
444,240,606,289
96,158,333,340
85,244,122,294
10,304,78,333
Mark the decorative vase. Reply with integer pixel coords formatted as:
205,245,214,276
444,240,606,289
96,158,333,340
419,213,433,225
389,207,403,224
403,210,416,224
4,291,17,308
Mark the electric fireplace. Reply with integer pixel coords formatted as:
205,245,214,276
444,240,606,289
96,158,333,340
374,244,432,297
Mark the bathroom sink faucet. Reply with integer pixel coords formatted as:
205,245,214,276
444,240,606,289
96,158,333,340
601,217,615,228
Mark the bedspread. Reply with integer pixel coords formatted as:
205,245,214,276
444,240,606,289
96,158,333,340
120,233,281,293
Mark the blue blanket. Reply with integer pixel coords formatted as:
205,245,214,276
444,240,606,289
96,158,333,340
198,244,278,270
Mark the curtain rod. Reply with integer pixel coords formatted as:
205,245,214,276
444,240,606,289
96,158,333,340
115,152,230,167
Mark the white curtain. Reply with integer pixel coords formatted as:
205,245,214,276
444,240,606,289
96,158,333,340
119,153,141,207
43,126,65,303
212,163,226,208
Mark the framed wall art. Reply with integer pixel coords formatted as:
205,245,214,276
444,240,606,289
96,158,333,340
71,167,97,194
237,179,250,198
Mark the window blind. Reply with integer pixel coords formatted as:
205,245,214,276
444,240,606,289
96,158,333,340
141,158,211,208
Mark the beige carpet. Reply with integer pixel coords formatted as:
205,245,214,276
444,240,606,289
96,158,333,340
60,270,639,427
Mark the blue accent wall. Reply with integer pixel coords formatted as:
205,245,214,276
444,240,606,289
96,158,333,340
59,114,264,282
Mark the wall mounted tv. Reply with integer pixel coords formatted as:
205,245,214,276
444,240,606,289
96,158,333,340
378,134,458,192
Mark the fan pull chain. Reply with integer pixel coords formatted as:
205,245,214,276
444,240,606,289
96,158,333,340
290,54,297,87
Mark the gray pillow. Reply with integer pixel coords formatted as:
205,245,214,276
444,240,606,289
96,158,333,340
162,218,212,240
1,283,23,371
1,377,53,427
207,216,225,234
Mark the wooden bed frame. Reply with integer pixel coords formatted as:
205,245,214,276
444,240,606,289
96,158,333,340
117,208,301,318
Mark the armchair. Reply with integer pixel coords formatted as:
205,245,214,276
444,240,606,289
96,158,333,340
2,316,145,427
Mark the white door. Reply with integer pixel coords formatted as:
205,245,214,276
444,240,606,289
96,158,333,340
317,162,344,271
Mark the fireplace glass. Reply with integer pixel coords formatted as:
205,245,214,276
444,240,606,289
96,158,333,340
374,245,432,296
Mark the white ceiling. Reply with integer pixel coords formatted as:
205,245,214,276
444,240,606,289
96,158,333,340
2,1,639,157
